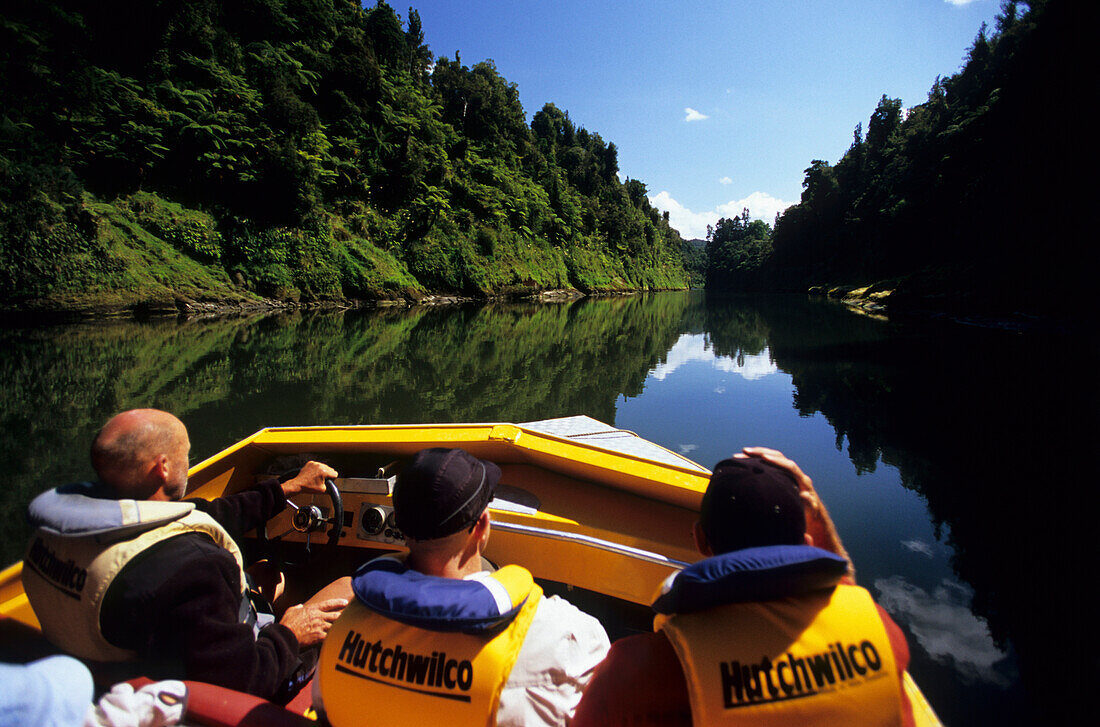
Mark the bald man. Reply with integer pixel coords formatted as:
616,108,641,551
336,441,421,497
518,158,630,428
23,409,348,703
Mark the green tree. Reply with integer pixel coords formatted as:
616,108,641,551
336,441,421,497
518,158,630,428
706,209,773,291
0,0,689,308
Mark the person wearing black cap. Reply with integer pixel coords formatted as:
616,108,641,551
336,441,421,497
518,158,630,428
314,448,609,727
572,447,922,727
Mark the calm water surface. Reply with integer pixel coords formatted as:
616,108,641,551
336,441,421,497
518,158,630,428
1,292,1092,724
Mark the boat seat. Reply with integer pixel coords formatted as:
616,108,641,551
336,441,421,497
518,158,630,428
125,677,316,727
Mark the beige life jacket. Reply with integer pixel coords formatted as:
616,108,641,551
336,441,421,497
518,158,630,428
23,495,247,662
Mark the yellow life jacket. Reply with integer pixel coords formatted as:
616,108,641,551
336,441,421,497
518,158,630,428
319,556,542,727
652,545,904,727
23,485,247,662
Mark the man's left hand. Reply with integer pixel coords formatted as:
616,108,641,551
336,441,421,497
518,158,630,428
281,461,338,498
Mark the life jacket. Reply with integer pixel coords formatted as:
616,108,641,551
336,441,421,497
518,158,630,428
22,481,249,662
653,545,906,727
319,554,542,727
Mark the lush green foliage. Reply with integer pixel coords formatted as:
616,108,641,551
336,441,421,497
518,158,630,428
680,238,706,288
704,210,772,291
0,1,687,309
707,1,1083,316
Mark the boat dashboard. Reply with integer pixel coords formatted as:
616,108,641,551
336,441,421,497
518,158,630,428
186,434,706,612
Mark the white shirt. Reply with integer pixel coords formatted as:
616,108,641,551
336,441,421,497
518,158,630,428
495,594,611,727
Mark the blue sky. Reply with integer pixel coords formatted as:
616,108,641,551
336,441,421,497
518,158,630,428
403,0,1004,239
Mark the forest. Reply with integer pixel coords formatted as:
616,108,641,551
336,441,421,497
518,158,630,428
2,1,1083,321
0,0,688,314
706,0,1084,321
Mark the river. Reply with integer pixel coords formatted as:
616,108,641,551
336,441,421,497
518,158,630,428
1,291,1091,724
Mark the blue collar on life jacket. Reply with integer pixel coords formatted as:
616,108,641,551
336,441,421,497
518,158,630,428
351,555,531,635
652,545,848,615
26,481,195,541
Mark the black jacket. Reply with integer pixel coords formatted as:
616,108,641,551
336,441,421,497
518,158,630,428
99,480,300,699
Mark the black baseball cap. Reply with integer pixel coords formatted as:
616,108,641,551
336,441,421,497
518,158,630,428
394,448,501,541
700,456,806,554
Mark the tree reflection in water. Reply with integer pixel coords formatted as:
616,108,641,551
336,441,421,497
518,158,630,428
2,291,1089,724
701,292,1090,724
0,294,691,564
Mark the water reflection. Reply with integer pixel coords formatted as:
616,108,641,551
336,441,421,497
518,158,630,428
0,294,693,566
694,292,1091,724
901,539,937,558
875,575,1013,688
1,291,1088,724
649,334,778,381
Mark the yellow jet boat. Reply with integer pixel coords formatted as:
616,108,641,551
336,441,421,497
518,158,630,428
0,416,941,725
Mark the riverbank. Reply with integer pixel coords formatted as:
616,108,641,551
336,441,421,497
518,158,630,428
808,265,1086,335
0,286,610,326
1,187,691,326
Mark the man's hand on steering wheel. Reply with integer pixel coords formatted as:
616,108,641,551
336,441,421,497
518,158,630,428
281,461,338,498
263,460,344,564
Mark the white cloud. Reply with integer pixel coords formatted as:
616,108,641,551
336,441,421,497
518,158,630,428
718,176,733,185
716,192,792,222
648,191,716,240
684,107,709,122
649,190,795,240
875,576,1012,686
945,0,980,5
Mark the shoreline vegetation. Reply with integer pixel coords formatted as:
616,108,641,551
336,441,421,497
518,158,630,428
2,1,689,321
702,2,1085,332
2,1,1085,334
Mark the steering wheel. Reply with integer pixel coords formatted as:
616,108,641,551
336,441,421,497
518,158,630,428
258,478,344,563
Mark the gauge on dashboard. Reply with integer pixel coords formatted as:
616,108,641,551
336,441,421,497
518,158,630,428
356,503,405,544
360,505,387,536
